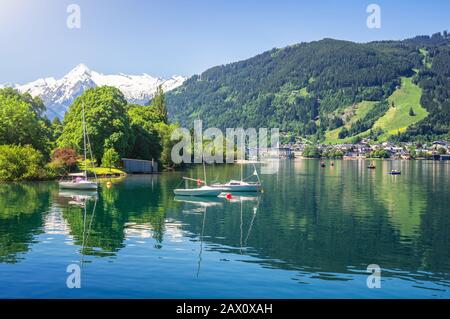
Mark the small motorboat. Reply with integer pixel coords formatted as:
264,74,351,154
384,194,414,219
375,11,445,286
389,170,401,175
368,162,376,169
320,161,326,168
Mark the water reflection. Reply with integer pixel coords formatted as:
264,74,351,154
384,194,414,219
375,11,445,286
0,161,449,297
0,183,53,263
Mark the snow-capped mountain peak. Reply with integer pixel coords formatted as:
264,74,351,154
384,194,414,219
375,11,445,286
64,63,92,79
8,64,186,119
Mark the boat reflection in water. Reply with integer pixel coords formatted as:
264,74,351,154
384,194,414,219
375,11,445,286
224,194,260,255
58,189,98,268
174,196,225,215
174,192,261,277
58,189,98,207
218,192,260,203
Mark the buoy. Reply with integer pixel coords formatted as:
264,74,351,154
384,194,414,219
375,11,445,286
226,193,232,200
106,181,112,188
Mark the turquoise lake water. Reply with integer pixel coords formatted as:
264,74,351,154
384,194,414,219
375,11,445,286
0,159,449,298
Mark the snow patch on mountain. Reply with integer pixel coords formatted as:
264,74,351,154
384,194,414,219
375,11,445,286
5,64,186,119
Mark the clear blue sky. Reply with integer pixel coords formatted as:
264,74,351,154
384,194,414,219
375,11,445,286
0,0,448,83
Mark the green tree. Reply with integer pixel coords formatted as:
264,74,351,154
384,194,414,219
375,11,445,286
150,85,168,123
57,87,133,164
338,127,349,139
127,104,163,161
302,145,321,158
0,88,52,157
48,148,78,174
51,117,63,142
0,145,46,181
102,148,120,172
154,122,182,168
368,149,390,158
437,147,447,155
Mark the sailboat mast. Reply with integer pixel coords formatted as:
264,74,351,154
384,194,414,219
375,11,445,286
241,161,243,181
203,161,207,185
82,103,87,179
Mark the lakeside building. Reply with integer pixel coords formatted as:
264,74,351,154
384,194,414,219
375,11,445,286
245,139,449,160
121,158,158,174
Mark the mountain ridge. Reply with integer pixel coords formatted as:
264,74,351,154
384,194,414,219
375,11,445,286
4,64,186,119
166,32,450,143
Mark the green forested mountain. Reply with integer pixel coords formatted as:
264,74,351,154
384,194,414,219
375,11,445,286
167,32,450,143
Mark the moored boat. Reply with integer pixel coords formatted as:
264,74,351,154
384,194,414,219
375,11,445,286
59,174,98,190
59,103,98,191
212,180,261,192
211,162,262,192
174,162,225,197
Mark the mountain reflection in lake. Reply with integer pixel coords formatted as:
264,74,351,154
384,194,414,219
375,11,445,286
0,160,449,298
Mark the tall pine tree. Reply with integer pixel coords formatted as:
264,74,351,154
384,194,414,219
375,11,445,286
152,85,168,123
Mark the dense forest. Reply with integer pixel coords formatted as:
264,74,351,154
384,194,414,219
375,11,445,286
167,32,450,142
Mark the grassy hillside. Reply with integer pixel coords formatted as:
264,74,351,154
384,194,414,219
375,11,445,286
373,77,428,138
325,101,377,143
324,76,427,143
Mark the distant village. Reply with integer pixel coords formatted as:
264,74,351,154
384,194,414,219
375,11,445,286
248,140,450,161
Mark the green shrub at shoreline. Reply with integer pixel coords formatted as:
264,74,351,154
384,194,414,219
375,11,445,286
0,145,50,181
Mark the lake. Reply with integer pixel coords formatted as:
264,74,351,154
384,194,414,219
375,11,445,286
0,159,449,298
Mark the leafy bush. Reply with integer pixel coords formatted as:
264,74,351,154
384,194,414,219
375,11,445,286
51,148,78,167
368,149,391,158
0,145,47,181
48,148,78,175
322,148,344,158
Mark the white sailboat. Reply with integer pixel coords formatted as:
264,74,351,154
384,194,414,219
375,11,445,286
173,184,223,197
173,162,224,197
212,163,261,192
59,103,98,191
